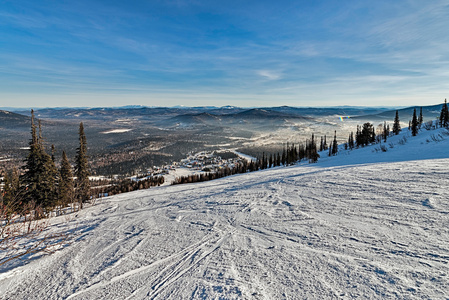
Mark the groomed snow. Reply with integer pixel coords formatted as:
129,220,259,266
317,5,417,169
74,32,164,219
1,127,449,299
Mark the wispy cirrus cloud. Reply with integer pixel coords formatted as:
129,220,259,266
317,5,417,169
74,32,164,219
257,70,282,81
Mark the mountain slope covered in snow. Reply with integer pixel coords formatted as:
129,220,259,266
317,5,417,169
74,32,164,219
1,126,449,299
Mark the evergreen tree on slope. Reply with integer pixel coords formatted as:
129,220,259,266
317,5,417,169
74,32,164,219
21,110,58,211
440,99,449,127
75,122,90,208
59,151,74,208
393,110,401,135
411,108,419,136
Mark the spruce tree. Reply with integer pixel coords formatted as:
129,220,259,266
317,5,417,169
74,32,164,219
3,167,20,206
411,108,418,136
281,147,286,165
21,111,58,211
418,107,423,127
51,144,56,162
358,122,375,147
36,120,59,210
59,151,74,208
440,99,449,127
383,121,388,142
348,132,354,149
356,125,361,147
331,131,338,155
21,109,40,204
308,134,319,163
393,110,401,135
75,122,90,208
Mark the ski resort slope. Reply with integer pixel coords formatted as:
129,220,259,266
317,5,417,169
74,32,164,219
1,128,449,299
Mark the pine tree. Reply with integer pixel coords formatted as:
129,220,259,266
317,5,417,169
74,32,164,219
440,99,449,127
36,120,59,210
418,107,423,127
357,122,375,147
331,131,338,155
383,121,388,142
51,144,56,162
356,125,361,147
308,134,319,163
59,151,74,208
3,167,20,206
21,109,40,204
21,111,58,211
75,122,90,208
393,110,401,135
411,108,418,136
348,132,354,149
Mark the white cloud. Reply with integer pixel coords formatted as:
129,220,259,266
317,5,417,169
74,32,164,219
257,70,281,80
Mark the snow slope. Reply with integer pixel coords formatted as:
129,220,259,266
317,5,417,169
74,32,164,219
1,128,449,299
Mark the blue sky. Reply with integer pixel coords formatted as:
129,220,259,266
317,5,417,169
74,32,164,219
1,0,449,107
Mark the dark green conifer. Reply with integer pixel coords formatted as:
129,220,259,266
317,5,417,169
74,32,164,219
440,99,448,127
51,144,56,162
348,132,354,149
411,108,418,136
3,167,20,206
332,131,338,155
418,107,423,127
393,110,401,135
59,151,74,208
75,122,90,208
21,111,58,211
308,134,319,163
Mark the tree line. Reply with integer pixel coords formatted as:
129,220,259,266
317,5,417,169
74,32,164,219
2,110,91,216
173,99,449,186
91,176,164,197
1,110,167,216
172,134,321,185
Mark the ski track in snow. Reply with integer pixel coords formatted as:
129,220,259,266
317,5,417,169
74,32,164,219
1,128,449,299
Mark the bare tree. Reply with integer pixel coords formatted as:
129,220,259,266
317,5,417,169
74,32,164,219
0,196,74,267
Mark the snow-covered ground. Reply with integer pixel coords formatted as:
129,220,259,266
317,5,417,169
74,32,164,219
101,129,133,134
1,127,449,299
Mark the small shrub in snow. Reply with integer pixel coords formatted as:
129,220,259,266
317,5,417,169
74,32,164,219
398,136,407,145
430,134,444,142
373,145,388,153
423,121,433,130
442,128,449,136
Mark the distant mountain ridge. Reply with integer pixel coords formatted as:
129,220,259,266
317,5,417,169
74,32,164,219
0,110,30,128
351,103,443,121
